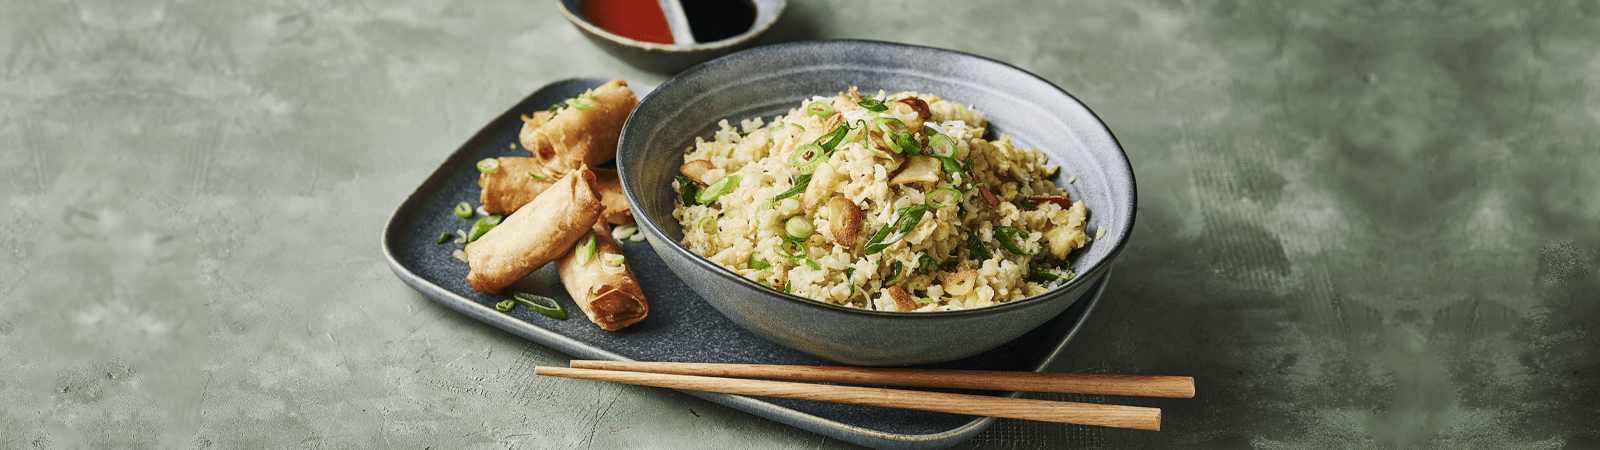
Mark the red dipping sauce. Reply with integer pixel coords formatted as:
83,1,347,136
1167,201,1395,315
582,0,675,44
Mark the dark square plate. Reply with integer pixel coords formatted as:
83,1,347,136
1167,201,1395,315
381,77,1108,450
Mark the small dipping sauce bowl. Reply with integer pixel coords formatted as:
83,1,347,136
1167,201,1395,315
557,0,785,73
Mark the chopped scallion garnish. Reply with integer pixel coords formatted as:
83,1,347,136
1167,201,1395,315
575,231,597,266
1029,267,1077,283
917,255,937,274
698,216,716,233
750,256,772,270
814,122,854,154
863,205,929,255
785,217,814,240
789,144,824,173
515,292,568,320
965,231,992,260
476,158,500,173
885,260,903,282
454,201,474,218
467,215,503,242
806,101,834,118
927,188,961,209
437,232,452,244
528,172,551,181
857,97,888,113
928,133,957,158
993,226,1039,255
496,299,516,312
771,173,812,202
676,175,700,205
696,175,740,204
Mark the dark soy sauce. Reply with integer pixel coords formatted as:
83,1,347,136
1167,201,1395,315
681,0,756,43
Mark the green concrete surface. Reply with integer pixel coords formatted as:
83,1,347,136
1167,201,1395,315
3,0,1597,448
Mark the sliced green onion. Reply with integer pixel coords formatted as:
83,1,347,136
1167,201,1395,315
872,117,907,135
814,122,853,154
495,299,516,312
1017,196,1038,210
1029,267,1077,283
863,206,929,255
846,267,857,297
437,232,452,244
885,261,903,282
806,101,834,118
898,131,922,155
787,123,805,133
676,175,700,205
476,158,500,173
994,226,1039,255
696,175,740,204
575,231,597,266
775,239,806,260
750,256,772,270
802,258,820,270
785,217,814,240
566,97,593,110
515,292,568,320
927,188,961,209
933,155,964,175
939,259,960,272
601,253,627,275
467,215,503,242
528,172,551,181
965,231,992,260
772,173,812,202
784,281,792,293
857,97,888,112
698,216,716,233
758,200,774,211
454,201,474,218
789,144,824,173
928,133,957,158
917,255,937,274
916,297,938,304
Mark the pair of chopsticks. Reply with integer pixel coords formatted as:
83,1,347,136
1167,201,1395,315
534,361,1194,431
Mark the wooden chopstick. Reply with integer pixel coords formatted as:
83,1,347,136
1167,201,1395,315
534,366,1162,430
570,360,1195,398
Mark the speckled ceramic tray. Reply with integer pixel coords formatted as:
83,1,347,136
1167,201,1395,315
381,78,1108,450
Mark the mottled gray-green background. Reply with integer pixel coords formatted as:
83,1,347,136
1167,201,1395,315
2,0,1596,448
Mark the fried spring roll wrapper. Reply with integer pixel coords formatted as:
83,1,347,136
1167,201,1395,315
558,222,648,330
592,168,632,225
478,157,555,215
466,166,603,293
478,160,632,222
520,79,638,174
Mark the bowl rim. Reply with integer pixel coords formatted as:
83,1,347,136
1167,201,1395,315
620,39,1137,318
556,0,787,53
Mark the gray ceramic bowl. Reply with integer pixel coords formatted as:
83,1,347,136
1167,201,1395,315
617,40,1136,366
557,0,784,74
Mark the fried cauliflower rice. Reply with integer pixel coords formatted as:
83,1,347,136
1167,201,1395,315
673,89,1092,312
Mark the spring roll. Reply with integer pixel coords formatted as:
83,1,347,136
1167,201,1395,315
478,160,632,223
592,168,632,225
466,166,603,293
558,221,648,330
520,79,638,174
479,157,556,215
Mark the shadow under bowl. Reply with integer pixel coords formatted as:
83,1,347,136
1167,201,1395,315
557,0,784,74
617,40,1137,366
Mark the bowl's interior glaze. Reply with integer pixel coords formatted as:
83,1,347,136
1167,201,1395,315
619,40,1136,315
